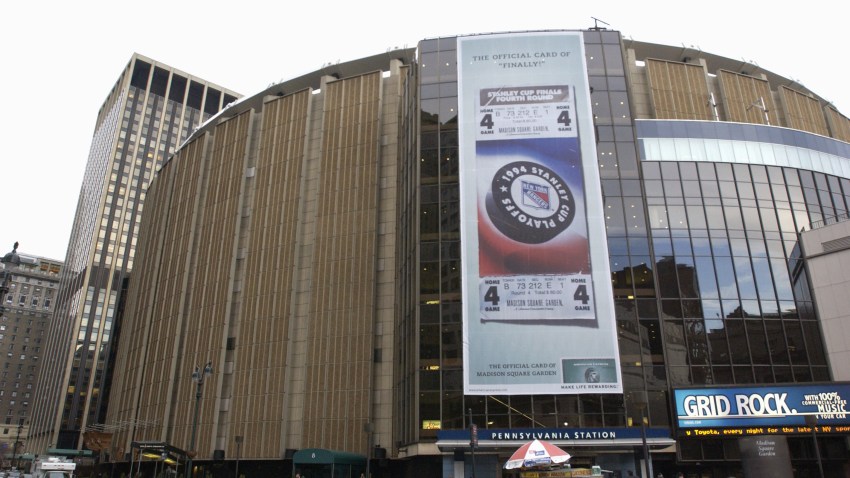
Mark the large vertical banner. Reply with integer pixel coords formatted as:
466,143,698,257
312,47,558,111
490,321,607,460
459,32,621,395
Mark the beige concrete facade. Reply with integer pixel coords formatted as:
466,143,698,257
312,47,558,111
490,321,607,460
106,60,408,464
800,219,850,381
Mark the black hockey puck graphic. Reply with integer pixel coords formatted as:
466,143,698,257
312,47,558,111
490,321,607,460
485,161,575,244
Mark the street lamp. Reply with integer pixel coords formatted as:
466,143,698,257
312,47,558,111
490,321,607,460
187,361,213,478
468,408,477,478
363,423,373,478
634,397,654,478
13,422,23,470
804,415,825,478
234,435,243,478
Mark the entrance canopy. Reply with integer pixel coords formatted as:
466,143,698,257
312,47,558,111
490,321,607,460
292,448,366,466
435,428,676,453
130,441,188,465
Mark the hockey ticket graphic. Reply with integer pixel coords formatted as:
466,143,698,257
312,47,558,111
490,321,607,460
478,86,574,140
476,85,594,322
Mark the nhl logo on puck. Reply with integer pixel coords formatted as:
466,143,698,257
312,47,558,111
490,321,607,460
486,161,575,244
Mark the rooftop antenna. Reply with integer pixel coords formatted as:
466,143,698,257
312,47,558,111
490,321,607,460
590,17,610,31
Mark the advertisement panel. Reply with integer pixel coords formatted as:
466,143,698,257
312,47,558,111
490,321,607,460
459,32,621,395
739,436,793,478
675,384,850,432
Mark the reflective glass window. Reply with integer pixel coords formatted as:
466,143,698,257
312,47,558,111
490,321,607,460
771,258,794,301
420,52,439,84
624,199,647,233
672,235,692,255
608,76,627,91
734,258,758,299
714,258,738,299
642,161,661,179
692,236,712,256
603,44,624,75
629,237,651,255
695,257,719,299
610,91,630,124
727,320,748,363
803,322,827,365
639,319,664,364
592,90,612,124
605,197,626,235
677,257,698,298
667,205,687,228
723,206,743,230
706,319,729,363
683,319,708,365
584,43,605,76
656,259,680,298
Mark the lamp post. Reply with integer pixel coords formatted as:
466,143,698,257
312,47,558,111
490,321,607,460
363,422,373,478
155,451,166,478
187,361,213,478
468,408,477,478
234,435,243,478
13,422,22,469
634,398,654,478
805,415,825,478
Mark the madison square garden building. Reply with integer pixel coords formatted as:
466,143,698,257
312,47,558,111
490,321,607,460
101,30,850,478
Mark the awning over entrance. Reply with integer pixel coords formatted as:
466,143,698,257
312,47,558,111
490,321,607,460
130,441,188,464
292,448,367,466
46,448,96,457
436,428,676,452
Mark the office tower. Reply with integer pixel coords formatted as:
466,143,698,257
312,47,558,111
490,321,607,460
27,54,239,453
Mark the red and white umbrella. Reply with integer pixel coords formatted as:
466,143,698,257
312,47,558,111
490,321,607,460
504,439,571,469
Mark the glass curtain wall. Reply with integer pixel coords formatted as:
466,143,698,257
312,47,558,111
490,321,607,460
416,30,646,440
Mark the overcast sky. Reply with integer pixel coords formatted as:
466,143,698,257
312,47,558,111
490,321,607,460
2,0,848,261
